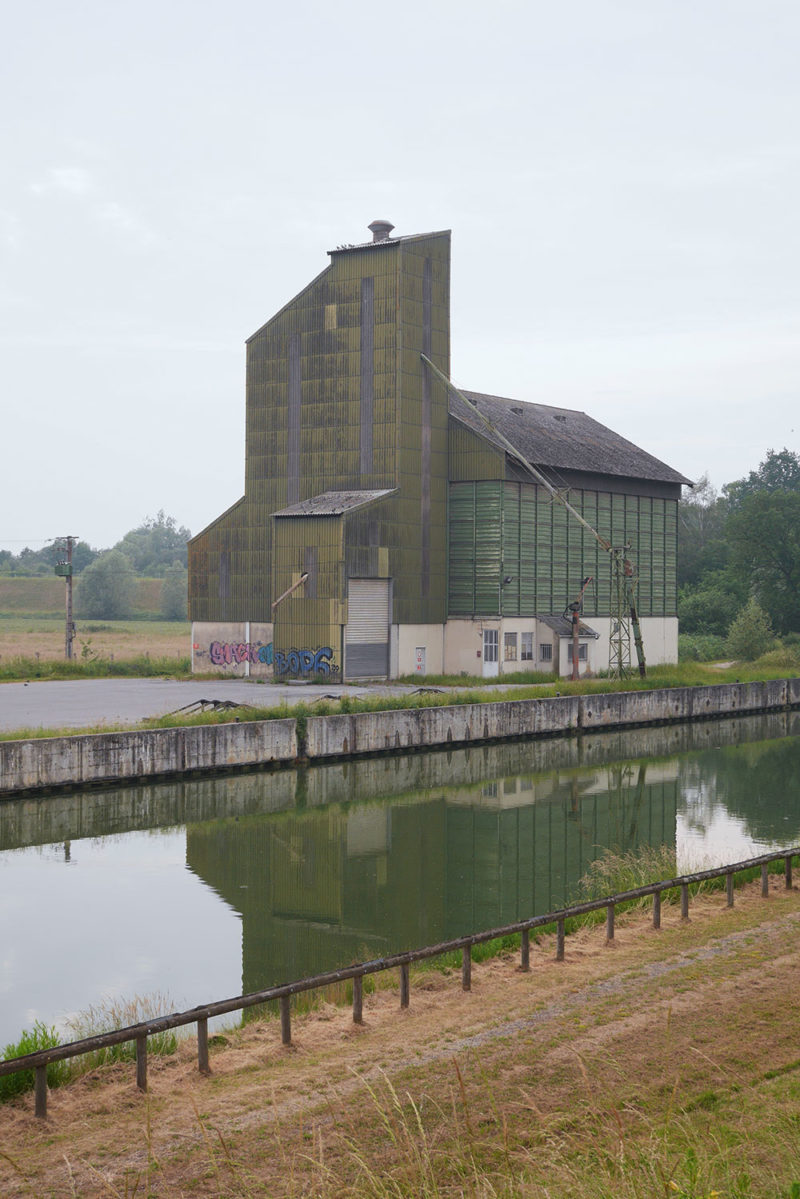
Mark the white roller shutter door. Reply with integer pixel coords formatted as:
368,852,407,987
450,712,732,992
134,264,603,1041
345,579,390,678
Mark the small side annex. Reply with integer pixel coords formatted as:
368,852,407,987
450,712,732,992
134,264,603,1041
188,221,689,680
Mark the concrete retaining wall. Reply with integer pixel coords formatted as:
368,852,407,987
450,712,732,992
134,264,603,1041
0,719,297,795
303,696,580,759
0,680,797,797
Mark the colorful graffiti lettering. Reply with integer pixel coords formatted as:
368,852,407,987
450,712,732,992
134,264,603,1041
209,641,274,667
274,647,338,677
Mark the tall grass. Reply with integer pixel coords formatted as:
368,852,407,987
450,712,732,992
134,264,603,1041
185,1062,800,1198
64,993,178,1072
576,843,680,905
0,1021,69,1100
0,994,178,1104
0,652,190,682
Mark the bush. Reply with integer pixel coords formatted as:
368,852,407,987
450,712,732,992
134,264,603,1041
725,597,775,661
159,563,188,621
754,646,800,670
678,633,728,662
76,550,137,619
0,1021,68,1101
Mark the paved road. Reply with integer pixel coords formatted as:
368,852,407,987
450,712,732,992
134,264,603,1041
0,677,427,734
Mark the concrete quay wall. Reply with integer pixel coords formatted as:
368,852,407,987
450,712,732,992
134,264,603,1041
1,679,798,797
0,719,298,796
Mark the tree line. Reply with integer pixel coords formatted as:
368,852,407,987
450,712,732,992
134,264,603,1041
679,448,800,659
0,512,191,621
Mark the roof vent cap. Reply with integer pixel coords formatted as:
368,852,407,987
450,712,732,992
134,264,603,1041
368,219,395,243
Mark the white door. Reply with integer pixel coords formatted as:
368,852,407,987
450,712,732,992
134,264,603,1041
345,579,390,678
482,628,499,678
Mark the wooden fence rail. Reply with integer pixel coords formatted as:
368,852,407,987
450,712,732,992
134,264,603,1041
3,845,798,1119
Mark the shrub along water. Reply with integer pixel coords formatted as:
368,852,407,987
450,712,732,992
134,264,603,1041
0,994,178,1103
0,1022,68,1101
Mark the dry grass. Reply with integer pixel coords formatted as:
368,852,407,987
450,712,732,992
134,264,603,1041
2,879,800,1197
0,616,190,665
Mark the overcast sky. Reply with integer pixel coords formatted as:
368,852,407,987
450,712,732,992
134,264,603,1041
2,0,798,552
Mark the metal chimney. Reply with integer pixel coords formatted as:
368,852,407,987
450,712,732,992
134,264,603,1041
368,219,395,243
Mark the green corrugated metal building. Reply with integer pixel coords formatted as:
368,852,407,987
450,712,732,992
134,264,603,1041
189,221,689,679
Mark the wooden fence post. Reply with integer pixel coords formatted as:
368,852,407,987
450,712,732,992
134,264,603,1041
280,996,292,1046
556,918,565,961
786,856,793,890
520,929,530,972
136,1036,147,1092
399,963,410,1009
761,864,769,897
726,873,735,907
681,883,690,920
197,1017,210,1074
652,890,661,929
606,903,615,942
462,946,472,992
34,1065,47,1119
353,975,363,1024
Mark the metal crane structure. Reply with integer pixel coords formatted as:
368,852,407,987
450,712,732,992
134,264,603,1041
420,355,646,679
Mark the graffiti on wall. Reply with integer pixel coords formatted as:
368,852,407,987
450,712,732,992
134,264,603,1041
210,641,273,667
208,641,338,676
274,647,338,676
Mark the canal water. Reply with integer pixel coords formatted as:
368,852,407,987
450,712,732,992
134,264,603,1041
1,711,799,1047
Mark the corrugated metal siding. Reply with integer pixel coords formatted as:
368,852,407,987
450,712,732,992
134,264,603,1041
190,232,452,628
474,482,503,615
448,422,505,481
273,515,344,670
447,480,678,618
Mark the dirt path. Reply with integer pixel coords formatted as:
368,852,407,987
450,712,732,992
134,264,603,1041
2,879,800,1197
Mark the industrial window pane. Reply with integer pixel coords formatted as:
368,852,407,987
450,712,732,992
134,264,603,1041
483,628,499,662
578,643,587,661
504,632,517,661
540,642,553,662
521,631,533,660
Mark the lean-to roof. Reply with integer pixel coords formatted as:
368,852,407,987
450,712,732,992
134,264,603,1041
272,489,396,518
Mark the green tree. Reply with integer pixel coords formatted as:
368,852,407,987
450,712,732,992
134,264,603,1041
160,562,188,620
114,511,191,576
677,474,730,588
70,541,99,575
678,570,745,636
76,550,137,619
725,597,775,661
724,448,800,509
727,490,800,634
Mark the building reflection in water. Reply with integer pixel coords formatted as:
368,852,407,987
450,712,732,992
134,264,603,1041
186,757,678,995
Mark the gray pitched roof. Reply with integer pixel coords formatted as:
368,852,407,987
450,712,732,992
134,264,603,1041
536,614,600,639
272,489,396,517
450,389,690,486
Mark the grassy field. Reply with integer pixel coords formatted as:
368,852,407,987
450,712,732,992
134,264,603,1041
1,878,798,1196
0,575,164,618
0,574,185,668
0,615,190,665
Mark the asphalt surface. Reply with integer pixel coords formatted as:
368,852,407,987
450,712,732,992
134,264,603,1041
0,677,427,733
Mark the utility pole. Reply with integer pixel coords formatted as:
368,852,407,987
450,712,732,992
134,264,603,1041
54,536,77,659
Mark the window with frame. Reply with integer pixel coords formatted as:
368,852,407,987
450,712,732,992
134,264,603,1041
578,643,588,661
540,642,553,662
521,631,533,660
504,632,517,661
